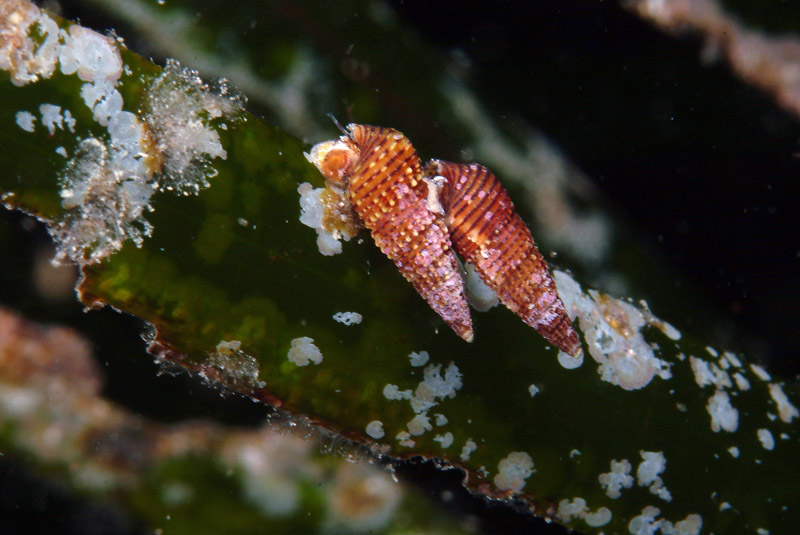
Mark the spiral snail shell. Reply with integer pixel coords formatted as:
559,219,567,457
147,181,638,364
426,160,581,356
307,123,581,356
308,124,474,342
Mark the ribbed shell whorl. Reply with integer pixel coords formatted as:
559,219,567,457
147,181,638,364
429,159,580,355
346,125,473,342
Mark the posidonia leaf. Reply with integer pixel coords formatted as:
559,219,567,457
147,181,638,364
2,2,798,534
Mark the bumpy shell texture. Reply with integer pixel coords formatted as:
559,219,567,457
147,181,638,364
321,125,474,342
428,160,581,356
307,123,581,355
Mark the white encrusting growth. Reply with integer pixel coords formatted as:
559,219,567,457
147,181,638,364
750,363,771,381
433,432,454,448
7,16,136,226
669,515,703,534
2,5,243,265
144,59,244,194
387,366,448,424
382,384,412,401
636,451,671,502
598,459,633,499
757,428,775,451
365,420,384,439
408,350,429,367
59,24,122,83
636,451,665,486
1,2,61,86
15,110,36,132
768,383,799,423
460,438,477,461
706,390,739,433
557,497,587,521
54,136,156,263
395,430,414,448
494,452,535,492
627,507,702,535
80,80,122,126
660,321,681,341
332,311,362,325
204,339,264,390
408,362,463,414
689,356,732,390
406,413,432,436
585,507,613,527
297,182,354,256
557,497,612,528
667,514,703,535
628,506,661,535
733,372,751,391
60,54,240,263
723,351,742,368
554,271,672,390
63,109,75,132
287,337,323,366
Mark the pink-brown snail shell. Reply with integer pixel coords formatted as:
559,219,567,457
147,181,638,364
309,124,474,342
307,123,581,356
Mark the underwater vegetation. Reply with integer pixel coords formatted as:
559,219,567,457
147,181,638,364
1,0,798,533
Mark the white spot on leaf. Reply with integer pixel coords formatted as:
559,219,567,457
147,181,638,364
598,459,633,499
460,438,477,461
365,420,384,439
706,390,739,433
757,428,775,451
287,336,322,366
15,110,36,132
494,451,534,492
554,271,671,390
332,311,362,325
408,350,429,367
768,383,798,423
143,59,244,195
433,432,454,448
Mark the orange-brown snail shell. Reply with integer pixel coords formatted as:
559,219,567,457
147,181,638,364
427,160,581,356
308,125,474,342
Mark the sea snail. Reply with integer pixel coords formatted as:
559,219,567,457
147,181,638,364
307,123,581,357
308,124,474,342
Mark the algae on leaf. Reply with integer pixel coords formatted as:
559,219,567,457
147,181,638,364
1,1,799,534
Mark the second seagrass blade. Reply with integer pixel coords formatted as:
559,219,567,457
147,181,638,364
346,126,474,342
427,160,581,355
